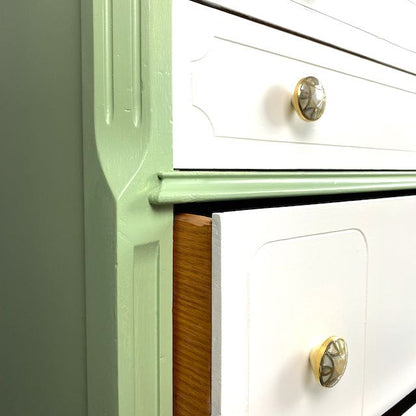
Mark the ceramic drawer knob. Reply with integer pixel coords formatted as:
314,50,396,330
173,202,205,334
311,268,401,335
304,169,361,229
292,76,326,121
309,336,348,387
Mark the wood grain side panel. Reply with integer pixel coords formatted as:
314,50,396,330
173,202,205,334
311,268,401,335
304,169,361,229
173,214,212,416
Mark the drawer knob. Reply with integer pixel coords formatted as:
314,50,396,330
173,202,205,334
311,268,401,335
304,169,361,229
292,76,326,121
309,336,348,388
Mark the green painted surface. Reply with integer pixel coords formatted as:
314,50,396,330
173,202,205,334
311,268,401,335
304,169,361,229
82,0,173,415
150,171,416,204
0,0,87,415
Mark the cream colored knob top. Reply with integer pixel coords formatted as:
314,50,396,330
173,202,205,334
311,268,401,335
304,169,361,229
309,336,348,388
292,76,326,121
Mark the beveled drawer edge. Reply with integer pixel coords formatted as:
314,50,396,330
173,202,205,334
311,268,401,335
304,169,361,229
188,0,416,75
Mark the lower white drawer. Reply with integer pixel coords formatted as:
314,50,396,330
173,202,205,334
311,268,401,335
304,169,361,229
212,196,416,415
173,195,416,415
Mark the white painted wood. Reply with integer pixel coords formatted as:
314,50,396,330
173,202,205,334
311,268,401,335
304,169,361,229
404,404,416,415
212,196,416,415
172,2,416,170
188,0,416,74
291,0,416,53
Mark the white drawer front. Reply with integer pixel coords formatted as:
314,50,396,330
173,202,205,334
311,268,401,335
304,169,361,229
173,2,416,170
212,196,416,415
183,0,416,73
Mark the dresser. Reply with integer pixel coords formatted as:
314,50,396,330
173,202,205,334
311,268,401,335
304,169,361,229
170,1,416,415
2,1,415,415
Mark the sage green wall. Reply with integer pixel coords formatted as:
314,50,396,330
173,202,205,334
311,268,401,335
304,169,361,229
0,1,87,415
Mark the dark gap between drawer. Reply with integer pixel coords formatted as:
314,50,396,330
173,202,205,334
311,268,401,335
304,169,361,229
174,188,416,217
382,388,416,415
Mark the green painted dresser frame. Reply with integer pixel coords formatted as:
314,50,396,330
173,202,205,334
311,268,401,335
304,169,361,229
81,1,416,415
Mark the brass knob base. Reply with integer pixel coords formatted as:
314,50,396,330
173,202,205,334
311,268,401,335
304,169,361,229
309,336,348,388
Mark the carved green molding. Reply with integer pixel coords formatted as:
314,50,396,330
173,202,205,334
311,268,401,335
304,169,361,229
150,171,416,204
82,0,173,415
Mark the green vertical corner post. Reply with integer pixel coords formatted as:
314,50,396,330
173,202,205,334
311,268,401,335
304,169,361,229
81,0,173,415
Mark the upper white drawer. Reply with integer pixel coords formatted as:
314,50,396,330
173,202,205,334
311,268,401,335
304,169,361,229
187,0,416,73
173,2,416,170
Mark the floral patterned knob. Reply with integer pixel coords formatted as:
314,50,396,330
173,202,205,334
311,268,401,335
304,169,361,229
309,336,348,388
292,76,326,121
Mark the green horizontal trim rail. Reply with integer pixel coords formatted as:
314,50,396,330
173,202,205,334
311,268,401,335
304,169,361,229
149,171,416,205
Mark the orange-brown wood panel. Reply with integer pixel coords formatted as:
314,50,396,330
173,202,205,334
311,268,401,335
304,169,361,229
173,214,212,416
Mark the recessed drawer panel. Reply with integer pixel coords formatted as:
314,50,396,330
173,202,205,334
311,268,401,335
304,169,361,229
173,2,416,170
